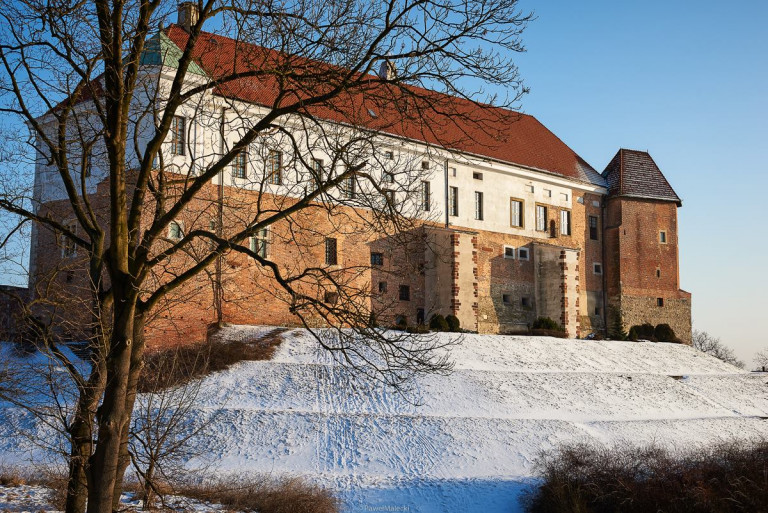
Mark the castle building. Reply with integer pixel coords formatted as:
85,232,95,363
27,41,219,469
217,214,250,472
22,11,691,347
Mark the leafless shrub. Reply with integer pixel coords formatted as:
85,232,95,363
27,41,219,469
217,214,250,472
139,328,286,392
692,330,745,368
176,475,339,513
524,441,768,513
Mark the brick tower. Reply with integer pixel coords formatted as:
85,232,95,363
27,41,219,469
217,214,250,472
602,149,692,343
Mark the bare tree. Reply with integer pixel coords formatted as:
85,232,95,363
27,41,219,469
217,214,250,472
0,1,531,512
692,330,745,369
753,349,768,372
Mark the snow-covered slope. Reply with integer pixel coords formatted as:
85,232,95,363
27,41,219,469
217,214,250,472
192,327,768,512
2,328,767,513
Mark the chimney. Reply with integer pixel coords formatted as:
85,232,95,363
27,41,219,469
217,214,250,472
377,60,397,81
177,2,199,32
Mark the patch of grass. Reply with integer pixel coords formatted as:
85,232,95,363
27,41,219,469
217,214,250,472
139,328,286,392
524,441,768,513
177,476,339,513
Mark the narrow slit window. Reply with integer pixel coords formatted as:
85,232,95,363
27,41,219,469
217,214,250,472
449,186,459,217
170,116,185,155
474,191,484,221
325,237,338,265
421,181,431,211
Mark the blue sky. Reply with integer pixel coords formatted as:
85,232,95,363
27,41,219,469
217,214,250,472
2,0,765,364
513,0,768,364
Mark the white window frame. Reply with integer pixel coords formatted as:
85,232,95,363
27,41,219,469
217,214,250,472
560,209,571,236
449,186,459,217
250,228,269,258
474,191,483,221
535,204,547,231
510,198,524,228
267,150,282,185
503,246,515,259
517,247,530,261
421,181,431,211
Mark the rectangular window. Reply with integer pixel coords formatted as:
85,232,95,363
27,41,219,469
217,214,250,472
383,171,395,184
535,204,548,231
171,116,185,155
312,158,323,188
267,150,282,185
378,281,388,293
518,247,530,261
474,191,484,221
232,149,247,179
250,228,268,258
510,199,523,228
589,216,599,240
657,297,664,307
342,174,356,199
61,221,77,258
421,181,431,211
521,296,531,307
370,252,384,266
384,151,394,160
450,167,457,177
543,189,552,198
659,231,667,244
383,189,395,204
502,294,512,305
449,186,459,217
473,172,483,180
504,246,515,259
421,161,429,170
325,237,338,265
168,220,183,240
399,285,410,301
560,209,571,236
593,262,602,275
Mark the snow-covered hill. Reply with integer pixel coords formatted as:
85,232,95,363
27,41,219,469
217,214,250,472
192,327,768,512
2,328,767,513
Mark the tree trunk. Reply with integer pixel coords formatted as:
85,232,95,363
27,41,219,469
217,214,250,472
65,365,105,513
110,313,146,512
86,292,135,513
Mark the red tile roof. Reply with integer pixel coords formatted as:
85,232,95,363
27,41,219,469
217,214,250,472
165,25,604,186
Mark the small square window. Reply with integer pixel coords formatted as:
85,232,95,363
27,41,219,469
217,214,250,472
543,189,552,197
502,294,512,305
560,193,569,201
518,247,530,261
450,167,457,177
421,161,430,170
657,297,664,307
370,252,384,266
504,246,515,259
521,297,531,308
472,172,483,180
378,281,387,293
593,263,602,275
525,185,534,193
659,231,667,244
324,291,339,304
399,285,410,301
384,151,394,160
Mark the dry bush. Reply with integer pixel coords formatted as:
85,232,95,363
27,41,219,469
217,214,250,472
177,476,339,513
139,329,285,392
524,441,768,513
